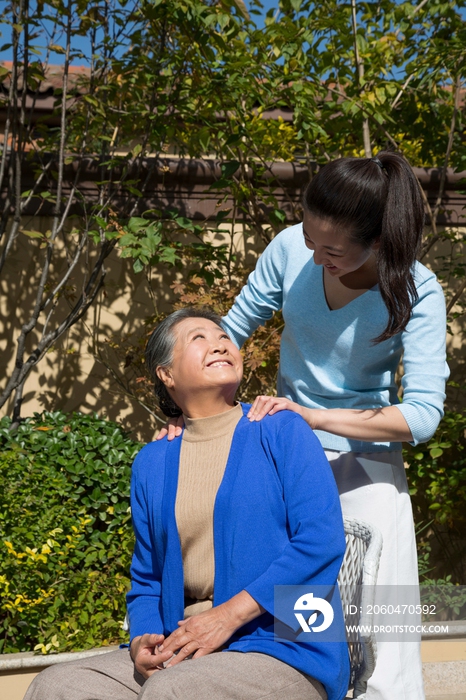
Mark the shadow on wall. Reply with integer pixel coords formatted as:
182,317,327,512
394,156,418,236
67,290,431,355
1,220,465,443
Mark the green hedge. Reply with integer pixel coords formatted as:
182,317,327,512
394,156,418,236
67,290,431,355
0,412,141,654
404,409,466,584
2,408,464,653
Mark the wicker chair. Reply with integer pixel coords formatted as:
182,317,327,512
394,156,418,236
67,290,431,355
339,517,383,699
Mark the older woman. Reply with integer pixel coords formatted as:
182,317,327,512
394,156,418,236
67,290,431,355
25,308,349,700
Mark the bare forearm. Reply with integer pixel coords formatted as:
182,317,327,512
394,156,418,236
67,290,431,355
221,590,265,628
304,405,413,442
248,396,413,442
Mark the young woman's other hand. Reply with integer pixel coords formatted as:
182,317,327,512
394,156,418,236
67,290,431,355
156,415,184,441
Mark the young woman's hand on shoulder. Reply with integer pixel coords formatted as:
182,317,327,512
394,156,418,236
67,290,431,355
156,415,184,441
247,396,316,426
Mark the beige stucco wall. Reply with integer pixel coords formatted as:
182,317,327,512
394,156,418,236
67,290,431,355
0,670,38,700
1,219,465,443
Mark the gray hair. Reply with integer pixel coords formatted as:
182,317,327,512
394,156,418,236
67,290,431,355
145,307,223,417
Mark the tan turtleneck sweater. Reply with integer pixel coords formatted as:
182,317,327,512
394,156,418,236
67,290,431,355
175,403,243,618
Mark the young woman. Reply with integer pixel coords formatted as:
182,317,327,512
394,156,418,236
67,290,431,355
219,152,449,700
163,153,447,698
25,308,350,700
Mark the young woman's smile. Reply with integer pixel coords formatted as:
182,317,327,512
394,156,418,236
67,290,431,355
302,212,378,280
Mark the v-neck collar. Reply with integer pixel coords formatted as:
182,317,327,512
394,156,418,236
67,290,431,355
320,264,378,312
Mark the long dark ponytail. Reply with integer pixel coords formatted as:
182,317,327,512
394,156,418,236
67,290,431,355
303,151,424,342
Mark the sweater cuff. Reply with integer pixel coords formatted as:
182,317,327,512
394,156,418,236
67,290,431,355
221,316,249,349
393,402,443,446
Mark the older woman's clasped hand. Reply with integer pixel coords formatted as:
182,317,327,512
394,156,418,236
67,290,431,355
158,591,264,668
129,607,235,679
130,633,169,678
130,591,263,677
160,607,236,666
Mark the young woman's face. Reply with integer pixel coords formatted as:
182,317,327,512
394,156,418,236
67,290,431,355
302,212,377,278
157,318,243,398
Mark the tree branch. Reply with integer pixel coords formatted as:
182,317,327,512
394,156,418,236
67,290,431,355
446,278,466,315
431,74,462,224
351,0,371,157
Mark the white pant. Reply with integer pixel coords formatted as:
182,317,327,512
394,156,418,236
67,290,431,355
325,450,425,700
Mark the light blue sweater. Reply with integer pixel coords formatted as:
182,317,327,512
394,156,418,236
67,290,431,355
127,406,350,700
222,224,449,452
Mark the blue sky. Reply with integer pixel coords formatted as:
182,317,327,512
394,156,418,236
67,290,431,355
0,1,279,64
1,1,465,65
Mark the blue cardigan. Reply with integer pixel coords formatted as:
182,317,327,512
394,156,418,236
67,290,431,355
127,404,350,700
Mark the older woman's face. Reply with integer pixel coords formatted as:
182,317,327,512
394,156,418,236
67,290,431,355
159,317,243,397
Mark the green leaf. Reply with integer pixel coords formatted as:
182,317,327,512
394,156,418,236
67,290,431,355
221,161,241,179
209,178,229,191
175,217,194,230
21,230,44,239
225,133,242,147
126,186,143,197
429,448,443,459
127,218,149,233
119,233,136,246
216,209,231,222
159,248,179,265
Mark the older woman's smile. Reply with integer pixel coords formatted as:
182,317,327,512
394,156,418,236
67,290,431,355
155,317,243,418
